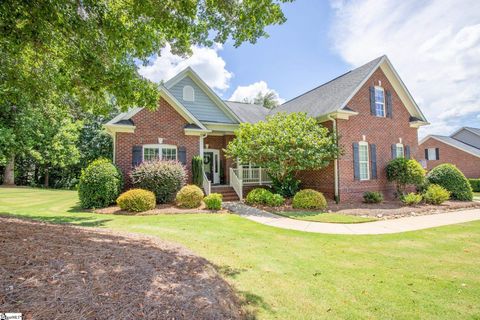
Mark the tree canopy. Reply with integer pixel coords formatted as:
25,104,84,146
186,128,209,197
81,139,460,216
225,112,341,195
1,0,291,184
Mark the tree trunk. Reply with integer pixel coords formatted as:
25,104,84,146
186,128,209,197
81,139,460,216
3,155,15,185
44,167,49,188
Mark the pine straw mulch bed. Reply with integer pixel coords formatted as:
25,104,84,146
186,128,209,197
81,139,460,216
261,199,480,220
0,217,244,320
94,202,229,215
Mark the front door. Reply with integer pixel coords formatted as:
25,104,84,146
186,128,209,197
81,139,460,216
203,149,220,184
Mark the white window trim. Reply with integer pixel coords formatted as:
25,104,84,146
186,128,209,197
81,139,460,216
396,143,404,158
358,141,370,181
427,148,437,160
142,144,178,161
183,85,195,102
374,86,386,117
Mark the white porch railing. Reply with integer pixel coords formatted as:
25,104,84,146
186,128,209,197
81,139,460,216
229,168,243,200
202,171,211,195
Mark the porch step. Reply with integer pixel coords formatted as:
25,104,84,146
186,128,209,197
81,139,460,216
210,186,240,201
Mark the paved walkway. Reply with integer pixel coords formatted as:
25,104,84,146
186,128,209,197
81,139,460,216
223,202,480,235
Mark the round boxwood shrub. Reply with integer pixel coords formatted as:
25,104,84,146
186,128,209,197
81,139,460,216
204,193,223,210
423,184,450,205
78,159,123,209
292,189,327,210
176,184,204,208
426,164,473,201
363,191,383,203
130,160,186,203
245,188,273,205
402,192,422,206
266,193,285,207
117,189,156,212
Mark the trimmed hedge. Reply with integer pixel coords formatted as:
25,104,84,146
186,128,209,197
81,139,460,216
176,184,204,208
423,184,450,205
204,193,223,210
130,160,186,203
469,179,480,192
117,189,156,212
78,159,123,209
292,189,327,210
426,164,473,201
363,191,383,203
245,188,285,207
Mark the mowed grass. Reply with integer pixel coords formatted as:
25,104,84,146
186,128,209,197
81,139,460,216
1,187,480,319
274,211,378,223
474,192,480,201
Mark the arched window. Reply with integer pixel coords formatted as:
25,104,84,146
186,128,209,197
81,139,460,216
183,85,195,101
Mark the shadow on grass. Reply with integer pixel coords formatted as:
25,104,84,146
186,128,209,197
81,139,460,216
216,265,248,279
238,290,272,320
0,212,112,227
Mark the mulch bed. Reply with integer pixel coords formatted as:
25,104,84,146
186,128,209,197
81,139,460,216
94,202,229,215
0,217,243,319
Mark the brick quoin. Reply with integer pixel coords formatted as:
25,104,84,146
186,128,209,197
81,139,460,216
115,98,200,187
418,138,480,178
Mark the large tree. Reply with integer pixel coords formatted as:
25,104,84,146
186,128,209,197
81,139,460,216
254,91,280,109
1,0,291,184
225,112,341,196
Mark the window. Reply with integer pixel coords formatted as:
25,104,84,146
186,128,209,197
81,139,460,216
183,85,195,101
374,86,385,117
427,148,438,160
396,143,404,158
143,144,177,162
359,142,369,180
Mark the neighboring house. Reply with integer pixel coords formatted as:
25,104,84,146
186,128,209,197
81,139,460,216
418,127,480,178
105,55,429,201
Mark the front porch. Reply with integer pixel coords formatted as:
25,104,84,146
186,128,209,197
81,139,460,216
201,135,271,199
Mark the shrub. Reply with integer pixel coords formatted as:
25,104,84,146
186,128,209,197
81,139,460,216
130,160,186,203
292,189,327,210
204,193,223,210
423,184,450,205
266,193,285,207
192,156,203,187
402,192,422,206
363,191,383,203
271,174,301,197
78,159,123,209
426,164,473,201
468,178,480,192
245,188,273,205
386,158,425,196
117,189,156,212
176,184,204,208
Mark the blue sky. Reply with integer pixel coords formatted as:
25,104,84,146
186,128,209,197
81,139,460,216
139,0,480,138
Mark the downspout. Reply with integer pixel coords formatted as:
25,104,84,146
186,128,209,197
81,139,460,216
327,114,339,203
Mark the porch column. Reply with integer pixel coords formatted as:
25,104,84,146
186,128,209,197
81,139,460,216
199,135,204,157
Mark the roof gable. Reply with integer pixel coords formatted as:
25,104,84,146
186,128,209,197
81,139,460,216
451,127,480,149
165,67,240,124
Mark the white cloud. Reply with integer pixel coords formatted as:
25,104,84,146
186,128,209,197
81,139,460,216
330,0,480,137
138,44,233,91
229,81,285,104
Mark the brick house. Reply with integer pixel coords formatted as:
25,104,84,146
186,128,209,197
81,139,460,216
418,127,480,178
105,55,429,201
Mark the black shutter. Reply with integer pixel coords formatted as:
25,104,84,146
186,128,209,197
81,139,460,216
425,149,429,160
391,144,396,159
369,86,376,115
353,142,360,180
405,145,411,159
178,146,187,165
132,146,142,167
386,90,393,118
370,144,377,179
435,148,440,160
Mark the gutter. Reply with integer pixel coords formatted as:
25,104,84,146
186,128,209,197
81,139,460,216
327,114,340,203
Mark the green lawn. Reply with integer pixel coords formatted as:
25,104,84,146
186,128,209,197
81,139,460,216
1,187,480,319
474,192,480,201
274,211,378,223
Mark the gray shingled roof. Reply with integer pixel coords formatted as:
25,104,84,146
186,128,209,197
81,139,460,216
430,135,480,157
271,56,384,118
224,101,269,123
465,127,480,136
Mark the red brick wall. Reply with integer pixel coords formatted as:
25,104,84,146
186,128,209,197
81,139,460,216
336,68,419,201
418,138,480,178
115,98,200,186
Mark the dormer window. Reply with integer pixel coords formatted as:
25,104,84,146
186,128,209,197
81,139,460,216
183,85,195,102
374,86,385,117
